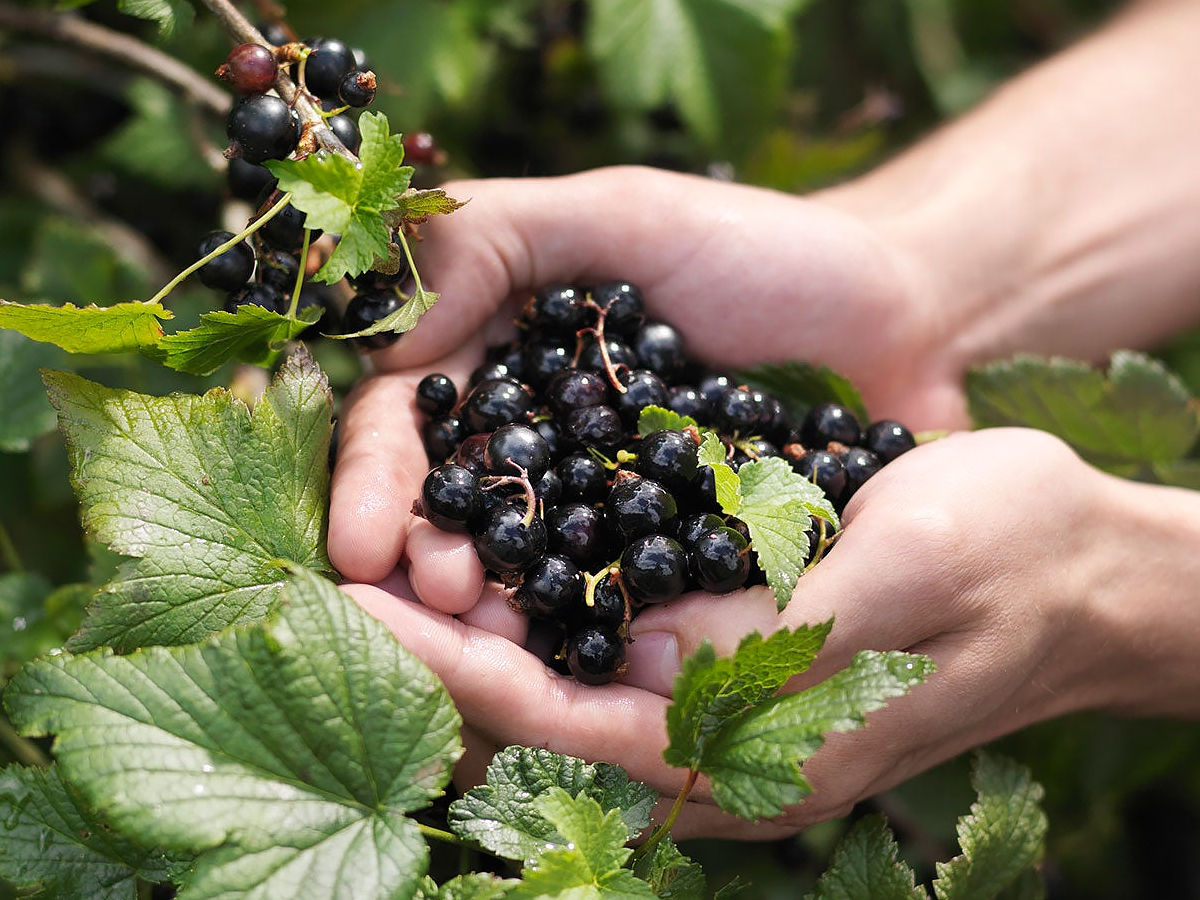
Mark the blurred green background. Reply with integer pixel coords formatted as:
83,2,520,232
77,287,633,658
4,0,1200,897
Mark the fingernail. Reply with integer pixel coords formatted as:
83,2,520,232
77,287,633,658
623,631,680,696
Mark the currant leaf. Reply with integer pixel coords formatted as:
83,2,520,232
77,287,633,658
116,0,194,38
45,347,333,652
0,573,59,667
267,112,414,283
417,874,518,900
0,330,61,452
636,405,698,437
384,187,467,227
631,837,706,900
805,814,926,900
736,360,870,425
697,431,741,511
4,570,463,900
335,287,439,340
0,300,169,354
149,303,323,376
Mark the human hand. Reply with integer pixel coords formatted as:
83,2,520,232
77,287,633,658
344,427,1200,838
329,165,956,593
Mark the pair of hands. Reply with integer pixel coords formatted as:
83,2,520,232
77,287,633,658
329,167,1138,838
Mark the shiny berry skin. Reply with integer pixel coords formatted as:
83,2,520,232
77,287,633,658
227,157,276,201
258,249,299,293
342,290,402,349
304,38,356,99
423,415,464,463
533,419,562,459
840,447,882,501
224,283,281,314
615,369,669,426
580,574,626,628
545,370,610,418
226,94,299,163
697,373,733,405
690,526,750,594
257,20,290,45
521,338,573,389
592,281,644,335
605,478,678,542
421,464,478,532
454,433,491,475
674,513,725,551
564,405,625,454
415,374,458,417
403,132,440,165
217,43,277,94
567,626,624,685
579,336,636,374
328,113,361,154
257,193,315,251
349,261,412,293
534,468,563,506
196,231,254,291
527,284,588,335
667,385,709,422
515,554,583,621
338,69,376,107
714,387,762,433
470,362,512,386
557,453,607,503
620,534,688,605
485,424,551,480
546,502,608,569
635,430,699,492
793,449,848,500
632,322,685,378
462,378,535,433
865,420,917,464
801,403,862,450
474,503,547,574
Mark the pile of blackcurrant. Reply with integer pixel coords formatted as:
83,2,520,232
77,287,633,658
193,29,445,337
414,283,917,685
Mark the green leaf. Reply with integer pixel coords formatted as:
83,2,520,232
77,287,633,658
149,303,324,376
664,625,833,770
448,747,655,864
45,347,333,653
0,300,169,354
736,361,870,426
0,573,60,667
117,0,194,37
697,431,741,512
932,753,1047,900
734,457,838,610
0,764,176,900
703,651,934,819
585,0,810,153
0,330,62,452
631,838,706,900
418,874,518,900
267,112,413,283
966,352,1200,475
4,570,463,900
805,814,925,900
510,790,655,900
636,406,698,437
385,187,467,226
334,287,439,341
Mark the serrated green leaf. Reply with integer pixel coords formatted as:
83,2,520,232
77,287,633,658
805,814,925,900
637,406,698,437
932,753,1047,900
384,188,467,227
631,837,706,900
149,303,323,376
664,625,833,770
268,112,413,283
509,790,655,900
697,431,741,512
334,287,439,340
45,347,332,653
585,0,810,152
966,352,1200,475
417,874,518,900
0,330,62,452
736,361,870,425
735,457,838,610
4,570,462,900
0,764,176,900
448,747,655,864
0,300,169,354
702,651,934,819
117,0,194,37
0,573,60,667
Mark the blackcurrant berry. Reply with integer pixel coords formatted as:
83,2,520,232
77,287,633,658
865,420,917,464
304,38,356,99
615,369,669,426
329,112,361,154
217,43,277,95
545,370,610,418
580,574,626,628
667,385,709,422
674,513,725,551
348,254,412,291
567,626,624,685
256,20,290,45
474,503,547,574
485,424,551,480
423,415,464,463
635,430,699,492
578,336,636,374
521,337,573,389
256,191,316,251
592,281,645,335
196,231,254,292
690,526,750,594
257,249,299,293
462,378,535,433
557,453,608,504
470,362,513,386
526,284,589,336
227,157,276,201
620,534,688,605
341,289,402,350
415,374,458,418
793,449,848,501
534,468,563,506
840,446,882,502
714,387,762,433
226,94,300,164
605,478,678,542
632,322,685,378
515,554,583,621
338,69,376,107
564,405,625,454
697,373,733,404
545,502,608,569
224,283,282,314
801,403,862,450
421,464,478,533
454,433,491,474
533,419,563,460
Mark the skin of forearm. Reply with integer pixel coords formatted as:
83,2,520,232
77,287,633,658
819,0,1200,374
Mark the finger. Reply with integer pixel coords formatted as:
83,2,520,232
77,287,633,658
406,519,486,614
453,724,500,795
458,583,529,646
669,802,800,843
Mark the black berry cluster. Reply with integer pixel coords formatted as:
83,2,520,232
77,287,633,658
414,283,917,685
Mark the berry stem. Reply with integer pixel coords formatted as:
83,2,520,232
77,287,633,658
582,565,618,609
144,191,293,306
479,464,538,526
0,519,23,572
629,768,699,863
395,227,429,299
417,823,472,848
286,227,312,319
0,715,49,768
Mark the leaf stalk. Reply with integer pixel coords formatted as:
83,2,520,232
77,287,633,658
629,768,698,864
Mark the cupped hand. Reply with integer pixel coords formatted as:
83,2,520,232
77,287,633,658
345,427,1153,839
330,165,959,595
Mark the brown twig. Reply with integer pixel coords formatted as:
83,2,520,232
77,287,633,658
0,2,228,115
